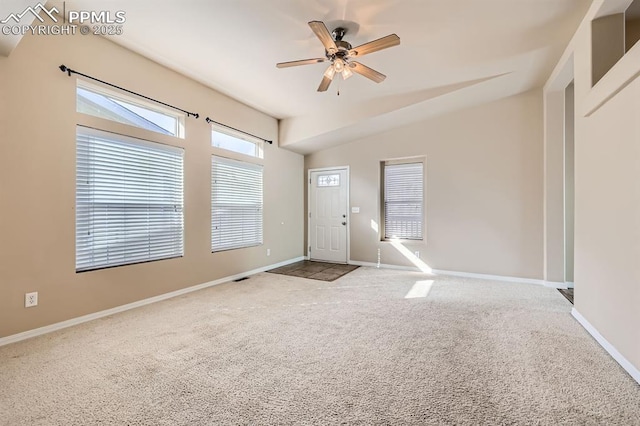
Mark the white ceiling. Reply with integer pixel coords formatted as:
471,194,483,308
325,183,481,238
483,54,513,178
51,1,591,152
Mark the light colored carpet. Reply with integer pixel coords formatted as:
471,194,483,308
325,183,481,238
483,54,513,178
0,267,638,425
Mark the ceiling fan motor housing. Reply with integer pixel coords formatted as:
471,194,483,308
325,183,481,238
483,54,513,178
327,28,352,61
332,27,347,41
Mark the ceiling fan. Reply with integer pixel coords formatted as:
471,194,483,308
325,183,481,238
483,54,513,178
276,21,400,92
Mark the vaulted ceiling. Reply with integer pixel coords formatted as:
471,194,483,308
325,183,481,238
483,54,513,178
4,1,592,153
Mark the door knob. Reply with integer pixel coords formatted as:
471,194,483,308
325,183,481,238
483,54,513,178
342,221,347,226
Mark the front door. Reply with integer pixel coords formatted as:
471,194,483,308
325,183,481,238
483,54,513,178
309,168,348,263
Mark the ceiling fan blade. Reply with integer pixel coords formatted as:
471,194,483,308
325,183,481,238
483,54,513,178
309,21,338,54
350,62,386,83
276,58,327,68
348,34,400,57
317,75,333,92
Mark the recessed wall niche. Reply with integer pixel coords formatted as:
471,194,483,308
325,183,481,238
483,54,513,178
591,0,640,87
625,0,640,51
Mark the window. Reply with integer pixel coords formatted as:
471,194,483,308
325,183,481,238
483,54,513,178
76,81,184,138
317,174,340,187
383,161,424,240
76,127,184,272
211,124,263,158
211,156,263,252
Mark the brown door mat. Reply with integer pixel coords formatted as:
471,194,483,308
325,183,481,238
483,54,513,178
558,288,574,304
267,261,359,282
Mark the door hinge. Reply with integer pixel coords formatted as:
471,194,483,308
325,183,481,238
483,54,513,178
309,178,311,184
308,212,311,218
308,246,311,252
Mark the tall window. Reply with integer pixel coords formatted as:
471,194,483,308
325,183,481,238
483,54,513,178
76,81,185,138
383,161,424,240
76,127,184,272
211,156,263,252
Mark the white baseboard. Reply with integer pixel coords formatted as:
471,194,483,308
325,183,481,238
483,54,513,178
544,281,569,289
348,261,547,286
566,281,575,289
572,308,640,385
349,260,421,272
0,256,305,348
432,269,545,286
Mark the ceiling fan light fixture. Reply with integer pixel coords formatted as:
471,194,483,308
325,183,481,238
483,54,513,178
333,58,345,73
341,67,353,80
323,65,336,79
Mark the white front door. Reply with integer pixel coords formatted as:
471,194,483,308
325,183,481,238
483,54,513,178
309,168,348,263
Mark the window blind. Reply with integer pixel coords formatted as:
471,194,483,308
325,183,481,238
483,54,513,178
76,127,184,272
384,162,424,240
211,156,263,252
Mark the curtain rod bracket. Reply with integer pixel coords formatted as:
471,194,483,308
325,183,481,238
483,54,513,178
59,64,199,119
205,117,273,145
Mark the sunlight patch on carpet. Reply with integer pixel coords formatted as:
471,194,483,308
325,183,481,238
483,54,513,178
404,280,434,299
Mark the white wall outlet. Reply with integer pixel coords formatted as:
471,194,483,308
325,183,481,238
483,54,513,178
267,248,271,256
351,207,360,213
25,292,38,308
414,251,420,258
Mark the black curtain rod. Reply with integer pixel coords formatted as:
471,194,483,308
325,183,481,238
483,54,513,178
59,65,199,119
206,117,273,144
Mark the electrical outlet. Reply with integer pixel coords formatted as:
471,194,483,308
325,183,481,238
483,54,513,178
25,292,38,308
414,251,420,258
267,248,271,256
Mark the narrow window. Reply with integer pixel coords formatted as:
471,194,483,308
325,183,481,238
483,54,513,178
76,127,184,271
317,174,340,187
211,124,264,158
76,81,185,138
211,156,263,252
383,161,424,240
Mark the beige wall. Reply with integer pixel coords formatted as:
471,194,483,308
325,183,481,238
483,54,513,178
305,90,544,279
574,75,640,371
545,0,640,373
0,31,304,338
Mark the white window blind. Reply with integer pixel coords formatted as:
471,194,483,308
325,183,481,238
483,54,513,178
76,127,184,272
211,156,263,252
384,162,424,240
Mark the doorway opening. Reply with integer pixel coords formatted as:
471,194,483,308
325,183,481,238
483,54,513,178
564,81,575,290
